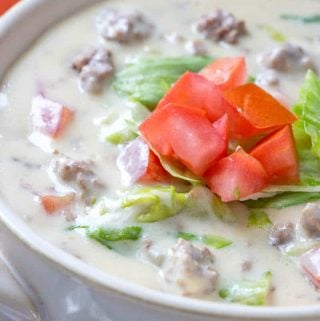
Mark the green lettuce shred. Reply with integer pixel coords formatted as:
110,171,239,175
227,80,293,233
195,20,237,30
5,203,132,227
121,186,188,222
100,104,150,145
247,210,271,228
87,226,142,249
113,56,213,110
244,192,320,209
177,232,232,249
280,14,320,24
219,272,272,306
262,25,286,42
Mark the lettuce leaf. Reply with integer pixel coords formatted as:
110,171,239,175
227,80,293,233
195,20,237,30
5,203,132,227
100,104,150,145
177,232,232,249
244,192,320,209
219,272,272,306
247,210,271,228
87,226,142,249
121,185,188,222
113,56,212,110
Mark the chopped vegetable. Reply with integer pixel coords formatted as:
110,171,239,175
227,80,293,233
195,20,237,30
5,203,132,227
113,56,212,110
247,210,271,228
293,71,320,160
223,84,297,135
121,185,188,222
200,56,247,90
100,104,150,145
244,192,320,209
31,95,74,138
262,25,286,42
0,0,19,15
40,193,75,214
202,235,233,249
117,137,169,185
177,232,232,249
139,104,228,176
219,272,272,306
250,126,299,184
205,147,268,202
300,248,320,288
280,14,320,24
157,71,229,122
293,119,320,186
285,241,320,257
88,226,142,249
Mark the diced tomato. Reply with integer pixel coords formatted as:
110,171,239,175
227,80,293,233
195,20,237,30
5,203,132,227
200,56,247,90
250,126,299,184
0,0,19,15
157,72,228,122
140,104,228,176
40,193,75,214
223,84,297,132
117,137,169,185
300,248,320,288
204,147,268,202
156,71,260,140
31,95,74,138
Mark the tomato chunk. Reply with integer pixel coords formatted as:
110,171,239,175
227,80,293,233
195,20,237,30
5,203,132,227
117,137,169,185
200,56,247,90
250,126,299,184
223,83,297,132
205,147,268,202
0,0,19,15
140,104,228,176
40,193,75,214
31,95,74,138
157,72,228,122
301,248,320,288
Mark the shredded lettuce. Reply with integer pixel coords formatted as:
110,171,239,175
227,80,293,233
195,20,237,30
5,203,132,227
188,186,236,222
219,272,272,306
262,25,286,42
244,192,320,209
113,56,213,110
100,104,150,145
121,185,188,222
87,226,142,249
177,232,232,249
280,14,320,24
247,210,271,228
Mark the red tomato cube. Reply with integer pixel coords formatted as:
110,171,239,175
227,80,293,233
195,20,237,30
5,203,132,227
200,56,247,90
250,126,299,184
205,147,268,202
140,103,229,176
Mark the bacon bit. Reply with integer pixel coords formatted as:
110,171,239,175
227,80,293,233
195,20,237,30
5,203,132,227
31,95,74,138
40,193,75,214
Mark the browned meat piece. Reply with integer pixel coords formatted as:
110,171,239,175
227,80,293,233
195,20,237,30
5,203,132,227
268,223,294,246
241,260,252,272
257,43,315,72
194,9,246,44
160,239,218,296
185,39,207,56
51,157,104,201
72,47,114,94
301,203,320,237
96,9,152,43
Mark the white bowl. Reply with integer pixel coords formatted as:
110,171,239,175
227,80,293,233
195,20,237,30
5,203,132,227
1,1,320,320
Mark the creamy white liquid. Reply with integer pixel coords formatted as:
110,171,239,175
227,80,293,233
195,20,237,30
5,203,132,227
0,0,320,306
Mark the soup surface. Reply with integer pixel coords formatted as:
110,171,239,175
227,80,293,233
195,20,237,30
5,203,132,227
1,0,320,306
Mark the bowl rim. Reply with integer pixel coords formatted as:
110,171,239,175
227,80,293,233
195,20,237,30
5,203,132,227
1,0,320,319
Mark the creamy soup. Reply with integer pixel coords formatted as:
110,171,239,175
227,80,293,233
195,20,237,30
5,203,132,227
1,0,320,307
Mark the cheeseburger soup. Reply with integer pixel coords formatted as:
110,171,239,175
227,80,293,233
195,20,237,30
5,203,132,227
1,0,320,306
